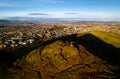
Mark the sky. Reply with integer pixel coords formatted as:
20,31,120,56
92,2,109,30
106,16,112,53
0,0,120,21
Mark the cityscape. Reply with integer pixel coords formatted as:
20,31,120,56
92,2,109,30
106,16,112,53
0,21,120,49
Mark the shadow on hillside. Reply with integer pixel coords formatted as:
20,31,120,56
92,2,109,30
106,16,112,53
76,34,120,66
0,34,77,65
0,50,17,66
42,33,120,66
0,46,40,66
0,33,120,68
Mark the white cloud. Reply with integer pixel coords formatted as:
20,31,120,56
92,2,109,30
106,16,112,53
0,12,28,17
0,11,120,21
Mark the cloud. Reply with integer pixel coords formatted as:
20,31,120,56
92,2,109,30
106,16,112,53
29,13,50,15
65,13,80,14
1,11,120,21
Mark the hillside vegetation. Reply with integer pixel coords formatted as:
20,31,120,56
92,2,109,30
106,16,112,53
90,31,120,48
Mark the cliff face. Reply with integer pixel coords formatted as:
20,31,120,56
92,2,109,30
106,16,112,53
0,32,120,79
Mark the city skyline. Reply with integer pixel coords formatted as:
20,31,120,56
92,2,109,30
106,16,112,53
0,0,120,21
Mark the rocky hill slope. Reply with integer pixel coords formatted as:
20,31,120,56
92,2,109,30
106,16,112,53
0,31,120,79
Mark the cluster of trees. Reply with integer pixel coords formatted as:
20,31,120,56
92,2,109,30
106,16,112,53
50,25,65,31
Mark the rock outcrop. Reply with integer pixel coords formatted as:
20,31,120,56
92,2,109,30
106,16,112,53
7,40,119,79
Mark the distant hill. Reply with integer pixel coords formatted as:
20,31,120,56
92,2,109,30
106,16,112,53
1,17,120,22
0,31,120,79
0,17,66,22
0,20,10,22
2,17,120,22
0,19,22,23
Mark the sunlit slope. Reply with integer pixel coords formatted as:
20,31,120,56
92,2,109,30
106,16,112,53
90,31,120,48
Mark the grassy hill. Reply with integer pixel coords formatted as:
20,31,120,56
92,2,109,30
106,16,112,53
90,31,120,48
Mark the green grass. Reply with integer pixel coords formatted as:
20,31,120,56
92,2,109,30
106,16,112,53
90,31,120,48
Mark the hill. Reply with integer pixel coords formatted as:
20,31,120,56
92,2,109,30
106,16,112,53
90,31,120,48
0,31,120,79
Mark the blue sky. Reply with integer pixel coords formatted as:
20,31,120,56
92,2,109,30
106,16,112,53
0,0,120,21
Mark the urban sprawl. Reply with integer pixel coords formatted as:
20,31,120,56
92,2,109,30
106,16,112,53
0,22,120,49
